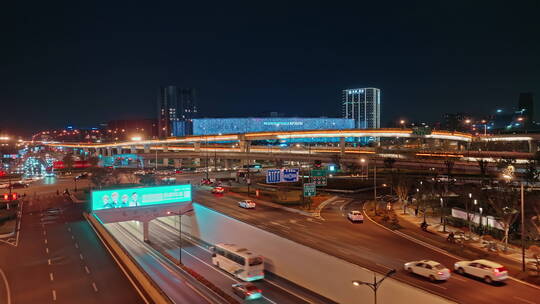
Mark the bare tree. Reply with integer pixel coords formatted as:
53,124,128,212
524,160,540,188
484,183,520,251
477,159,489,182
90,168,110,189
444,159,454,177
62,153,75,170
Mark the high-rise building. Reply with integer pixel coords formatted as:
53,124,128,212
518,92,534,126
342,88,381,129
157,86,197,138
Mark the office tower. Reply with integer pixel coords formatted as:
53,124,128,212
157,86,197,138
518,92,534,126
342,88,381,129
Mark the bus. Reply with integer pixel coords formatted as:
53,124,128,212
211,243,264,281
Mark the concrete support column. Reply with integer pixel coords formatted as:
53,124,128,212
194,142,201,152
106,147,112,156
339,137,346,155
528,140,538,153
224,159,231,170
174,159,182,168
116,147,122,155
131,145,137,154
162,158,169,167
142,221,150,243
144,145,150,153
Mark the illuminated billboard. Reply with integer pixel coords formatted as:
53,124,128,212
91,184,191,211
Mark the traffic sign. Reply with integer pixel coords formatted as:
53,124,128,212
303,183,316,197
281,168,300,182
311,169,327,186
266,169,281,183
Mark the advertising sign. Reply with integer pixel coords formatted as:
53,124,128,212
91,184,191,211
266,169,282,183
303,183,316,197
281,168,300,182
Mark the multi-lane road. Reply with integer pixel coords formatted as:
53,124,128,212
189,186,540,304
0,178,143,304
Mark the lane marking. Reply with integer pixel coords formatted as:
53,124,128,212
44,239,47,244
52,289,56,301
92,282,98,292
514,296,537,304
79,254,84,260
74,243,79,249
85,266,90,274
48,259,51,265
71,235,74,240
429,283,447,290
45,248,49,254
0,268,12,304
49,273,54,281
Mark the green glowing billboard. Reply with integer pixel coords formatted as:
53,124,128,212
91,184,192,211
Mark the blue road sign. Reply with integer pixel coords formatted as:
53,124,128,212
282,168,300,182
266,169,282,183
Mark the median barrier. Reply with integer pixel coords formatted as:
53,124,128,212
181,203,457,304
85,213,172,304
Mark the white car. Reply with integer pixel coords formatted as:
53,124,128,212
404,260,451,281
239,200,256,209
347,210,364,223
454,259,508,284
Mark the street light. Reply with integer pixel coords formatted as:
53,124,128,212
352,269,396,304
440,197,446,232
167,208,194,265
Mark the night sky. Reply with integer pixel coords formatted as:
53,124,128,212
2,1,539,135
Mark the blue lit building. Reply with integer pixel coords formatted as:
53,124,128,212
191,117,355,136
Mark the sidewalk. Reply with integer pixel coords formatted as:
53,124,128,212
392,203,540,284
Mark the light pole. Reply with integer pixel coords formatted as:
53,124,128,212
352,269,396,304
167,208,193,265
467,193,472,233
521,183,525,272
440,197,446,232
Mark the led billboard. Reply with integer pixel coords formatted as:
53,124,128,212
91,184,191,211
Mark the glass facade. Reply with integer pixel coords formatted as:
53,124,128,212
342,88,381,129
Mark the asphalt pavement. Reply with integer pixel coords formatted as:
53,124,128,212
0,179,143,304
192,188,540,304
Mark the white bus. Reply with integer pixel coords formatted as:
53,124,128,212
211,243,264,281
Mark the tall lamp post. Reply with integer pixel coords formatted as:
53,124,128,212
352,269,396,304
167,208,194,265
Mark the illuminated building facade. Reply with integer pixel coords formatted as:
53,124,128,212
342,88,381,129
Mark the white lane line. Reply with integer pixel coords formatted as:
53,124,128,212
429,283,447,290
92,282,98,292
514,296,536,304
47,259,51,265
49,273,54,281
43,230,46,236
45,248,49,254
71,235,74,240
79,254,84,260
0,268,12,304
74,243,79,249
44,239,47,244
85,266,90,274
67,227,71,232
52,290,56,301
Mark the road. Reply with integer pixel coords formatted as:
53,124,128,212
191,188,540,304
0,183,143,304
105,216,329,304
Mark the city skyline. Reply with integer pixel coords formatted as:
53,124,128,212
2,2,539,135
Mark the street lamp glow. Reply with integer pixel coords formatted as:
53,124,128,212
400,120,405,124
360,158,366,163
352,281,361,286
468,193,472,199
474,199,477,205
465,119,471,124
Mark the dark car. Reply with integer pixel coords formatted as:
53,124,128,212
75,173,89,180
10,182,29,189
231,282,262,300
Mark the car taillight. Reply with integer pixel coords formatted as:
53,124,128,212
494,267,506,273
437,271,443,275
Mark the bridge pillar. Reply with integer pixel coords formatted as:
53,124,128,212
339,137,346,155
130,145,137,154
194,142,201,152
162,158,169,167
224,159,231,170
106,147,112,156
193,158,201,166
174,159,182,168
144,145,150,153
142,221,150,243
528,140,538,153
115,147,121,155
